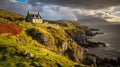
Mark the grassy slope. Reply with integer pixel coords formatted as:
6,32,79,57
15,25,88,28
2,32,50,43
0,10,88,67
0,33,80,67
0,10,24,24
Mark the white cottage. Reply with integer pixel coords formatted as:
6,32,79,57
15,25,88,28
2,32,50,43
25,11,43,23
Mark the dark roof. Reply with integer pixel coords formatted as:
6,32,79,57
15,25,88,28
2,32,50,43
28,13,42,19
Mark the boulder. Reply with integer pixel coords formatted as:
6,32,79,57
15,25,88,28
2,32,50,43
27,52,34,58
22,50,34,58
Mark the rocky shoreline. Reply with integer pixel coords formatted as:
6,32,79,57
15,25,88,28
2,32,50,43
83,53,120,67
82,27,120,67
80,27,106,48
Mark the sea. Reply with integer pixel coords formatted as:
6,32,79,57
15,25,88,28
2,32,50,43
80,20,120,58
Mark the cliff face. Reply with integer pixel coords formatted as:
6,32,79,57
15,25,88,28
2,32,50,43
66,28,87,46
26,21,86,63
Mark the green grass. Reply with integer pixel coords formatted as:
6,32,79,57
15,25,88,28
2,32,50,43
0,10,24,24
0,32,87,67
0,34,16,45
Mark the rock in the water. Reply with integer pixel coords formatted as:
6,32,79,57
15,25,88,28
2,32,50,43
109,57,118,65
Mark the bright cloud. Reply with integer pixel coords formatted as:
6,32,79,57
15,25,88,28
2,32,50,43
28,4,120,22
29,4,78,21
72,7,120,22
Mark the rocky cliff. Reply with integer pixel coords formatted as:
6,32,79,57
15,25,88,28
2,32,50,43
26,21,86,63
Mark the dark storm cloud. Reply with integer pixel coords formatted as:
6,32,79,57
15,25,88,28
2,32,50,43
0,0,29,15
28,0,120,9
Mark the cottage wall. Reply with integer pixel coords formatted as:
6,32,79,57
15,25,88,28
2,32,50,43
32,19,43,23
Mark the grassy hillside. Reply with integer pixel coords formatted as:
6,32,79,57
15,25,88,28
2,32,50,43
0,10,24,24
0,10,89,67
0,32,81,67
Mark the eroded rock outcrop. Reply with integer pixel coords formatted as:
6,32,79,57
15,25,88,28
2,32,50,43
66,29,87,46
27,28,85,63
27,28,55,49
61,39,84,62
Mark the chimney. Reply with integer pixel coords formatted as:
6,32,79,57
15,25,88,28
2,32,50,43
38,12,39,15
27,11,30,15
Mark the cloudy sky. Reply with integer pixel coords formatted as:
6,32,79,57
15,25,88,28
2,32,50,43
0,0,120,22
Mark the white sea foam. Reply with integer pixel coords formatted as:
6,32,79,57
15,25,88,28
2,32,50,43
105,43,110,47
103,33,107,35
